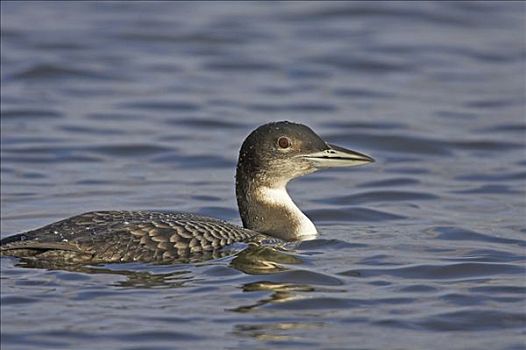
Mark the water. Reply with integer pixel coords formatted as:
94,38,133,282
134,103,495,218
1,2,525,349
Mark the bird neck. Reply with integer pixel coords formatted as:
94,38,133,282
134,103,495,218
235,169,317,241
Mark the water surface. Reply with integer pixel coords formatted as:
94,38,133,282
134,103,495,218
1,2,525,350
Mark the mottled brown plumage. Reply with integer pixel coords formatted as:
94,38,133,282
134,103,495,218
0,211,261,263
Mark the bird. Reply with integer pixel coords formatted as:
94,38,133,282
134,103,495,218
0,121,374,264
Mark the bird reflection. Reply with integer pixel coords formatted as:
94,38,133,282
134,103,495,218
12,258,195,289
233,321,324,342
228,244,321,313
230,242,303,274
231,281,314,313
6,242,307,290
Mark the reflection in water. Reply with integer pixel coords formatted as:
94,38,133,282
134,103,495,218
232,281,314,313
231,275,328,342
15,258,194,289
233,321,324,342
230,243,303,275
11,242,305,288
230,244,339,313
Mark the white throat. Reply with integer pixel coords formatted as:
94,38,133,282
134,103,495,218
257,185,318,240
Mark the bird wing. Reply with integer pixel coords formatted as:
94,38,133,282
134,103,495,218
1,211,261,263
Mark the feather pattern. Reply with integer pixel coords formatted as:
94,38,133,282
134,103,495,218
0,211,262,263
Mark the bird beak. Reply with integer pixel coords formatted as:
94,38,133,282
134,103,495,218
301,143,374,168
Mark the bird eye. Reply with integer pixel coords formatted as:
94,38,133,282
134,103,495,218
277,136,291,149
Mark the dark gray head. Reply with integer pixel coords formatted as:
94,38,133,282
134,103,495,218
236,122,373,240
236,121,374,187
235,121,374,238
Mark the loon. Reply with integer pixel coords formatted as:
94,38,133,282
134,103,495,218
0,121,373,264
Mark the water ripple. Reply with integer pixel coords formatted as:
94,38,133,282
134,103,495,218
320,190,439,205
428,226,526,246
121,100,201,112
307,207,406,222
326,133,451,156
0,109,63,119
341,262,525,280
10,64,113,81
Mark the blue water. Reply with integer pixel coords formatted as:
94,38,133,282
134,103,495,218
1,2,525,349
